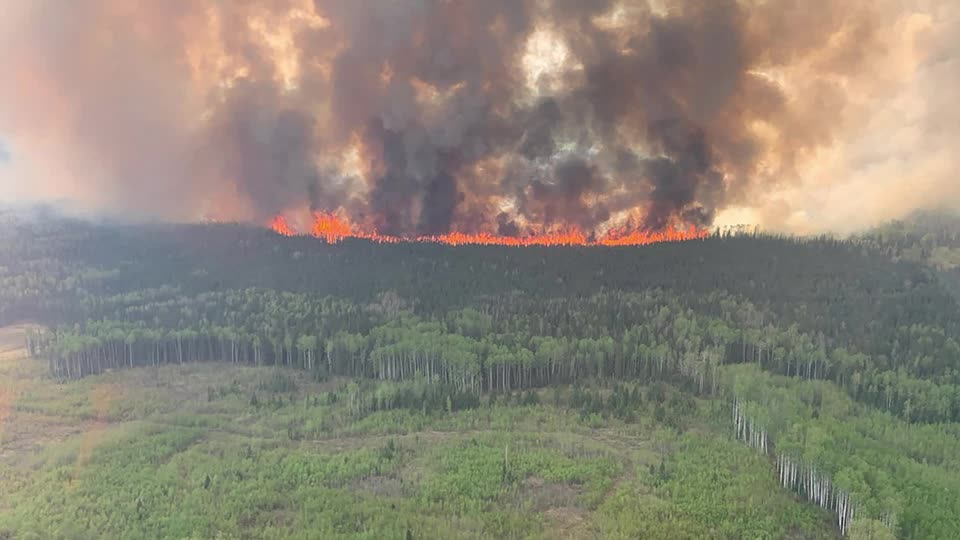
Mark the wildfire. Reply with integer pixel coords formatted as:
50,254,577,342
269,215,295,236
311,212,354,243
269,212,709,246
597,225,710,246
309,212,402,244
422,230,589,247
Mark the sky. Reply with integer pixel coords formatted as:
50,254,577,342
0,0,957,235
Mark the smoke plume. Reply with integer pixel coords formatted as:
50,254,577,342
0,0,956,235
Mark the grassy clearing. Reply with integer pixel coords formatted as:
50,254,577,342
0,326,837,539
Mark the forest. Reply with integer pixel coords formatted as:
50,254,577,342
2,209,960,538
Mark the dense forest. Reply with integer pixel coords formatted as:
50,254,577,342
2,209,960,538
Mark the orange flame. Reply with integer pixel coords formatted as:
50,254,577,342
598,224,710,246
269,213,709,246
421,229,589,247
311,212,354,243
269,215,295,236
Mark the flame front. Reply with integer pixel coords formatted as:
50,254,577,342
270,213,708,246
597,225,710,246
269,216,295,236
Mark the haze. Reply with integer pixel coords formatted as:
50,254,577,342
1,0,958,235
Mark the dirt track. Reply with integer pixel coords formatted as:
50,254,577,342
0,325,29,358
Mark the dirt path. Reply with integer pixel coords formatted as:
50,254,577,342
0,324,40,357
0,324,88,465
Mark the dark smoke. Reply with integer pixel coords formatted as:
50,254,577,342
1,0,942,234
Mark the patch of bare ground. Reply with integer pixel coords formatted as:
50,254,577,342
0,412,96,464
522,476,583,511
0,325,124,473
0,325,34,357
512,476,592,538
0,325,41,463
308,428,470,453
351,474,408,498
544,506,589,538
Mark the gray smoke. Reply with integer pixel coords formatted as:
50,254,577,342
0,0,955,234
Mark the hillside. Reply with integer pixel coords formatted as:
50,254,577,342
861,210,960,299
2,214,960,538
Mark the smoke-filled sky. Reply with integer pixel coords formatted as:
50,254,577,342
0,0,957,235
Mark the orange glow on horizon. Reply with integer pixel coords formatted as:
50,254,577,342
269,213,709,246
